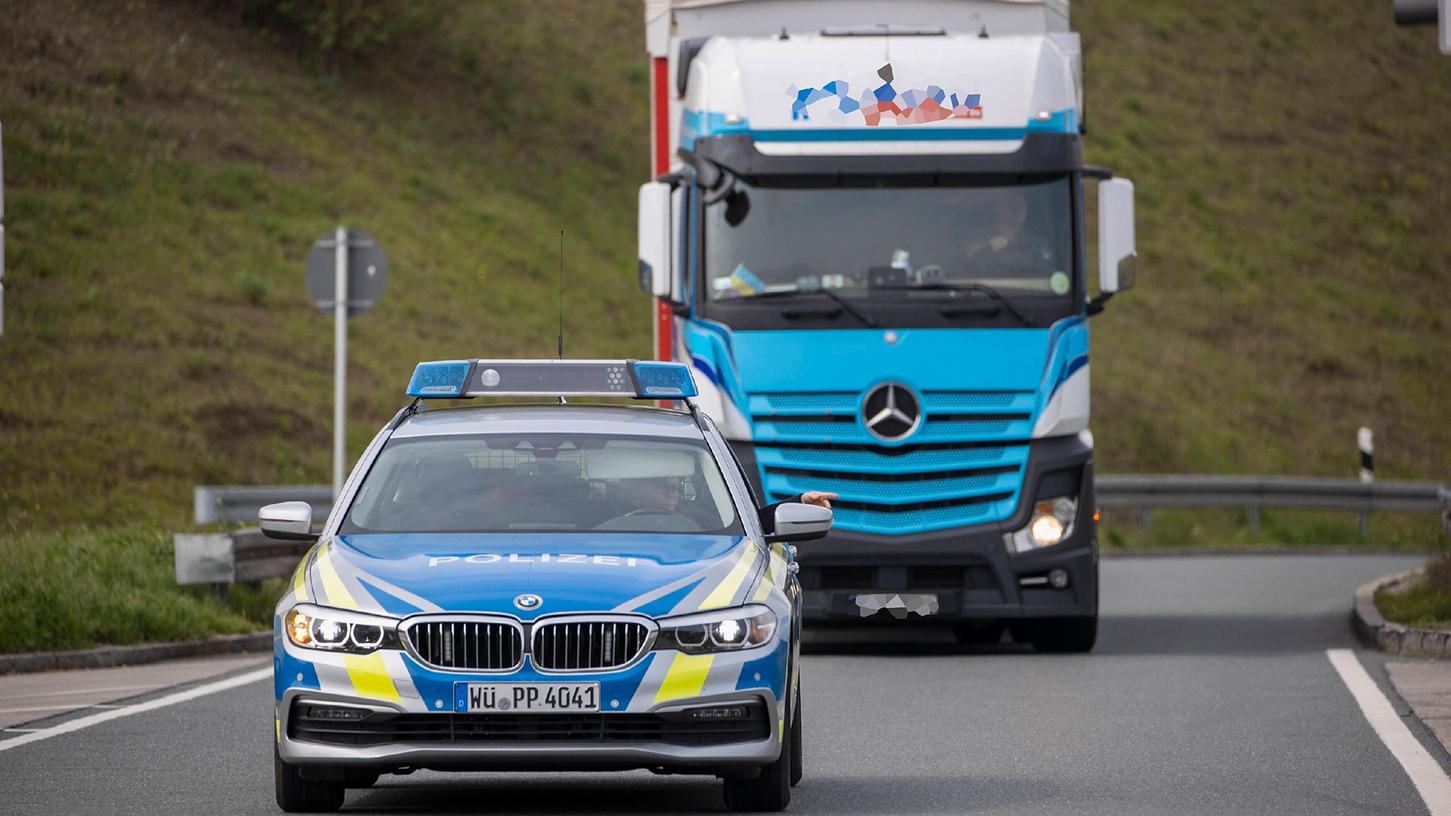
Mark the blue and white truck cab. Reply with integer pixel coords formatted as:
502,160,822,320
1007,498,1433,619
637,0,1136,651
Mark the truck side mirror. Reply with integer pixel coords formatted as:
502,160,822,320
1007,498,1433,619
260,501,319,542
765,502,833,543
1097,177,1136,294
638,182,672,299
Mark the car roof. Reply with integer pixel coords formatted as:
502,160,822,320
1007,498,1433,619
390,403,709,441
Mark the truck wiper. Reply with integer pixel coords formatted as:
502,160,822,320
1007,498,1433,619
872,281,1034,326
744,288,878,327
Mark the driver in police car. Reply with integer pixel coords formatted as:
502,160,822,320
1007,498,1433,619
634,477,836,526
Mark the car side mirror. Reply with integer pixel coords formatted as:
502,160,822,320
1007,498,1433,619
259,501,319,542
765,502,832,543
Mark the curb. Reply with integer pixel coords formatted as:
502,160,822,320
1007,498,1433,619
0,632,272,675
1353,568,1451,659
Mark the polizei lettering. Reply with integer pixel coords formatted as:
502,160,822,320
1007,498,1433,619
427,554,639,568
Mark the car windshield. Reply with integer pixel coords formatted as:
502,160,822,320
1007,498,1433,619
704,176,1074,301
341,433,743,535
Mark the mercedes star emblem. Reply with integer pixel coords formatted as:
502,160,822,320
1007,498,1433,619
861,383,922,441
514,594,543,610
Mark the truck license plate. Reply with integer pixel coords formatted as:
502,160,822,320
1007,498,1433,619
457,682,600,713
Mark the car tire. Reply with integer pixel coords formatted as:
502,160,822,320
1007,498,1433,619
275,747,345,813
1027,615,1097,653
723,708,792,812
789,689,803,788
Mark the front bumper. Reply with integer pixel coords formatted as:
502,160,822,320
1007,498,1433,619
273,635,789,773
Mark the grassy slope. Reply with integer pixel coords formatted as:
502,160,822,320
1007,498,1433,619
0,0,1446,544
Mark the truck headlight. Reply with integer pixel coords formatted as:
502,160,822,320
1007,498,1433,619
284,604,400,654
1005,497,1078,555
655,605,777,654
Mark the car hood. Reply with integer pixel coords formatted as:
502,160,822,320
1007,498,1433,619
302,533,764,620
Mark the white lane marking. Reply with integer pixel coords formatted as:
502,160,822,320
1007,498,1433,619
1327,649,1451,816
3,728,42,733
0,667,270,754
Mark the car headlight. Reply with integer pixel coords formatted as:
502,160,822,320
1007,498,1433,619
1005,496,1078,555
655,605,777,654
283,604,401,654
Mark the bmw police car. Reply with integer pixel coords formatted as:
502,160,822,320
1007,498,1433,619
265,360,829,812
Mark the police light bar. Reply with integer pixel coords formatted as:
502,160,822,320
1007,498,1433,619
405,359,698,400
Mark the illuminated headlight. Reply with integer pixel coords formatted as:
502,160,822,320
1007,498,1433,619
283,604,400,654
1005,496,1078,555
655,605,777,654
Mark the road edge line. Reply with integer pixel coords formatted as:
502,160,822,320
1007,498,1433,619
0,666,271,754
1326,648,1451,816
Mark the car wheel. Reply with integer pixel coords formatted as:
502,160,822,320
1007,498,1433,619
723,708,792,812
1027,615,1097,653
789,688,803,788
275,746,345,813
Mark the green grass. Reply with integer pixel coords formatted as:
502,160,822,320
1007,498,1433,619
0,526,279,652
1375,557,1451,629
1100,509,1445,553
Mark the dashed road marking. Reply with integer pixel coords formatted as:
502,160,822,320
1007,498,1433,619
0,667,270,754
1327,648,1451,816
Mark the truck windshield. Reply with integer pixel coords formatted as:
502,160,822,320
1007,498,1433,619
704,176,1074,303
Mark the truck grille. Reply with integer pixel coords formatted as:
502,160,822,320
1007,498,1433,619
531,619,651,672
404,618,524,672
748,389,1035,534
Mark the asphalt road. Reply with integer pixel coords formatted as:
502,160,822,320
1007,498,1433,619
1,553,1442,815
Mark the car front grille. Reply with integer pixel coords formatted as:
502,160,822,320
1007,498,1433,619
404,619,524,672
289,703,770,747
531,619,651,672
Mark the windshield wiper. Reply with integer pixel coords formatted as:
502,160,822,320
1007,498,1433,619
741,288,878,327
872,281,1035,326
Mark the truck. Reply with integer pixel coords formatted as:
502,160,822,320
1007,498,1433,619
637,0,1136,652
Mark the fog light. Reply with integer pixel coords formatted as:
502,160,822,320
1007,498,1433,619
1048,568,1070,589
307,705,368,721
689,705,749,720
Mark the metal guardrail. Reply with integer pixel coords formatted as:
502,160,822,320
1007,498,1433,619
193,484,333,525
178,476,1450,588
1095,475,1447,534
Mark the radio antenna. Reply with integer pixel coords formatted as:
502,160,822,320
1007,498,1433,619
557,229,565,361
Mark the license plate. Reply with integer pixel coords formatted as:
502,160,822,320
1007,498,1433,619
456,682,600,713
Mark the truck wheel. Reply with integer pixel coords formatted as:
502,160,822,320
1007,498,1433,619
789,690,803,787
275,747,344,813
723,709,792,812
1027,616,1097,653
952,622,1004,646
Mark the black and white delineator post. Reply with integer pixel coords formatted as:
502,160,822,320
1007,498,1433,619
305,227,389,499
1392,0,1451,53
1358,426,1374,538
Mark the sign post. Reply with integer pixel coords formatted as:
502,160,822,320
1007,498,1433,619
306,228,388,499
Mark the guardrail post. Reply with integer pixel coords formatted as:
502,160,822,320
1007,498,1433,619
1140,507,1152,528
1359,509,1369,539
1248,506,1261,534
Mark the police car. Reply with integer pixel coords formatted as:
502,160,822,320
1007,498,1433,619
265,360,828,812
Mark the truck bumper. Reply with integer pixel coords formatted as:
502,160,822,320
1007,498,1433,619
737,435,1098,624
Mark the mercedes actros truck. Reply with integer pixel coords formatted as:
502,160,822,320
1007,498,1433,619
637,0,1136,652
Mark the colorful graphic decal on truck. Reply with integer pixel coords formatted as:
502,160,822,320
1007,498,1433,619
789,63,983,125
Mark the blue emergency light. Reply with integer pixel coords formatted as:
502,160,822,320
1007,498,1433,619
405,359,698,400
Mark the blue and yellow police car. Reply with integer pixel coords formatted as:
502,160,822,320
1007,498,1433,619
265,359,829,812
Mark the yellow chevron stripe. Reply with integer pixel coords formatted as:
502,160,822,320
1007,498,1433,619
291,557,309,603
753,548,786,602
699,546,759,610
315,545,357,609
654,652,714,704
343,652,401,704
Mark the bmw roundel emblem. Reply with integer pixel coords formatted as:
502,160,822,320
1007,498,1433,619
514,594,543,610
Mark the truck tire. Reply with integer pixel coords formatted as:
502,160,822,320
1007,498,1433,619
275,747,344,813
952,622,1005,646
1027,615,1097,653
723,707,792,812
